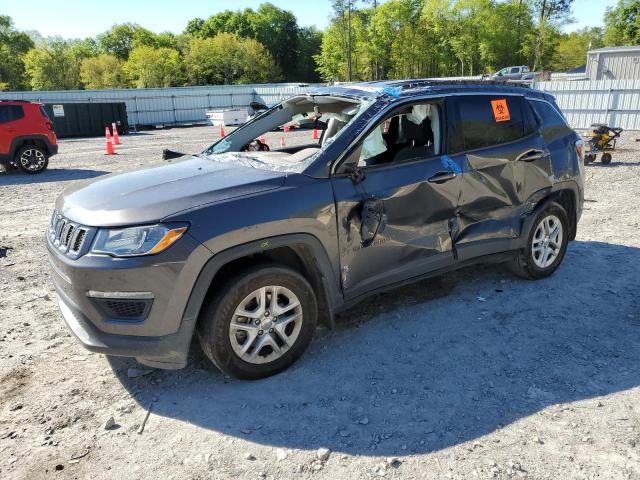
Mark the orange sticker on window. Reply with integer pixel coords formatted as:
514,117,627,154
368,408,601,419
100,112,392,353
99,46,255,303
491,99,511,122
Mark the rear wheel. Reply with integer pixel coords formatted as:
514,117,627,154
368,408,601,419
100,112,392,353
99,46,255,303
510,202,569,280
15,145,48,174
197,265,318,379
601,152,612,164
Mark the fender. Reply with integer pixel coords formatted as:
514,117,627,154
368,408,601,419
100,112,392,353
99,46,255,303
180,233,341,337
521,180,581,242
9,134,57,158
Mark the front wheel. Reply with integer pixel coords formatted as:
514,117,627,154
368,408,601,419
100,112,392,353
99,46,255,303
510,202,569,280
601,152,612,164
197,265,318,379
15,145,49,174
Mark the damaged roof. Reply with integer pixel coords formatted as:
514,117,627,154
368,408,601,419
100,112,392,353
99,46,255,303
308,79,553,102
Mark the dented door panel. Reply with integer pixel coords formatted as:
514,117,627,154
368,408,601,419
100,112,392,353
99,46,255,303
450,134,553,248
332,157,461,299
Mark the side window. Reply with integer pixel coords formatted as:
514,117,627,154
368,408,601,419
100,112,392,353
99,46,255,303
356,103,441,167
510,67,520,74
447,96,533,153
529,100,570,143
0,105,24,124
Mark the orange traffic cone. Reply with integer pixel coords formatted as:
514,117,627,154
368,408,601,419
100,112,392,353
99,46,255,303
312,128,319,140
259,135,266,143
112,122,121,145
105,127,115,155
280,136,286,147
283,125,290,134
219,125,226,138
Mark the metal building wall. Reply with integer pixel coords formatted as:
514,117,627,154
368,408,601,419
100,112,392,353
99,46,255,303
587,50,640,80
1,84,323,127
534,79,640,130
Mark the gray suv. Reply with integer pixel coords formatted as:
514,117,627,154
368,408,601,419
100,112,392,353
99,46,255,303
47,81,584,379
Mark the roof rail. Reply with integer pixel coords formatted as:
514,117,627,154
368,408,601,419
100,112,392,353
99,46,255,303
0,99,32,103
394,79,533,91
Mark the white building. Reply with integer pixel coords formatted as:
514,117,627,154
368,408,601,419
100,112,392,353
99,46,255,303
586,46,640,80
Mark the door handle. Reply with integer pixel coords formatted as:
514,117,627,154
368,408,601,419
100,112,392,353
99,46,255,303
428,171,457,183
518,149,548,162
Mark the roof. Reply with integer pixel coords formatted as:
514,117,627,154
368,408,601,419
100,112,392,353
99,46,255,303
588,45,640,55
307,79,549,101
566,64,586,74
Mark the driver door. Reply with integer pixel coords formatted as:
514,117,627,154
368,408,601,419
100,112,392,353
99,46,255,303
331,102,462,300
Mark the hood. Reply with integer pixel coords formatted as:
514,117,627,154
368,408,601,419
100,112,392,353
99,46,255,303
57,156,286,227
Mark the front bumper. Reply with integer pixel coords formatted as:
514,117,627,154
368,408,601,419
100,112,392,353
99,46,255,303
47,232,212,369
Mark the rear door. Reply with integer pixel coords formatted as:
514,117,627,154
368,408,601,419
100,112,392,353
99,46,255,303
0,105,24,156
445,94,553,259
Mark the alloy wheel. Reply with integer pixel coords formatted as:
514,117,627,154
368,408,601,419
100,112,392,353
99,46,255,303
531,214,563,269
229,285,303,364
19,149,46,172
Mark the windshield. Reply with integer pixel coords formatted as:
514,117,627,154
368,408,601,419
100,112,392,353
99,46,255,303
202,94,372,173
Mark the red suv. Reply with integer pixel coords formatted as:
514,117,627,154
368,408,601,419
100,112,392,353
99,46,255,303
0,100,58,174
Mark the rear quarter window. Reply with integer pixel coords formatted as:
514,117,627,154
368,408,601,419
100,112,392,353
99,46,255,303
529,100,571,143
0,105,25,123
447,95,535,153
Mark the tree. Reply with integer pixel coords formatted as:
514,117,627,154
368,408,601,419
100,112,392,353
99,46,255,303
192,4,303,81
531,0,575,70
23,39,82,90
98,23,158,60
604,0,640,45
80,54,128,89
124,46,183,88
0,16,34,90
296,27,323,82
185,33,280,85
553,27,603,71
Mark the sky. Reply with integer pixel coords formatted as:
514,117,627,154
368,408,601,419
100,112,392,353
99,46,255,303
3,0,620,39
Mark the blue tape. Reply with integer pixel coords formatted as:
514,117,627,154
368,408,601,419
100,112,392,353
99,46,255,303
379,86,402,98
440,155,462,174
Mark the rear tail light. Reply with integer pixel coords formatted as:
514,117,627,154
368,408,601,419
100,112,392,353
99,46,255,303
45,121,54,131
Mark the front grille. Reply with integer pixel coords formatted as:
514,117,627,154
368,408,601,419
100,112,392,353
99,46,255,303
49,210,88,255
94,298,152,321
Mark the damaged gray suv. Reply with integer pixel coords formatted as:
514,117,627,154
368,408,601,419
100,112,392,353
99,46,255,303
48,81,584,379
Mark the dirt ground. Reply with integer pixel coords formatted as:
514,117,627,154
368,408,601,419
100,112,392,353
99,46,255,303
1,126,639,480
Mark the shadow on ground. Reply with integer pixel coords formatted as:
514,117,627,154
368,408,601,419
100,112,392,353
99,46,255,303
109,240,640,456
0,168,108,185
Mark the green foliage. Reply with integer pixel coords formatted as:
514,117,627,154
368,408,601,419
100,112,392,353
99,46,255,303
23,39,83,90
0,15,34,90
97,23,159,60
80,54,129,89
185,33,281,85
552,28,603,71
188,3,306,81
604,0,640,45
124,46,183,88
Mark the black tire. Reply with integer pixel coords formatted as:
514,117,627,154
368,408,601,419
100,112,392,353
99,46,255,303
509,202,570,280
197,264,318,380
584,154,595,164
15,145,49,174
601,152,612,165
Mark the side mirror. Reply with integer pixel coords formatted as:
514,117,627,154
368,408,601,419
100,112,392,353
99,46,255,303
341,163,366,184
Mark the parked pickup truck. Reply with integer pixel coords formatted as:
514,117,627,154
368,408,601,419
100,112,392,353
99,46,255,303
490,66,541,81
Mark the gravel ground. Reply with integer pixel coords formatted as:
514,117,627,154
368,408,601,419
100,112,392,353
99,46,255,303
1,126,639,480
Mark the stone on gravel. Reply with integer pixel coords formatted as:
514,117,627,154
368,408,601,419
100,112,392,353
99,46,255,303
244,452,256,461
276,448,287,461
103,416,116,430
316,447,331,461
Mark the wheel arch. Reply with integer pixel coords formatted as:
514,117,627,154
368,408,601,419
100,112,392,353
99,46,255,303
183,234,341,335
524,183,579,241
11,135,53,158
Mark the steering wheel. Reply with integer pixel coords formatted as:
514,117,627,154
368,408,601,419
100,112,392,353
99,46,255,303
242,139,270,152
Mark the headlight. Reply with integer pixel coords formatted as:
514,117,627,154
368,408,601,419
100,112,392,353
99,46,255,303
91,224,188,257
